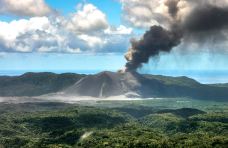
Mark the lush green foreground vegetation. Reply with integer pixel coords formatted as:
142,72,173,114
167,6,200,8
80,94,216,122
0,98,227,148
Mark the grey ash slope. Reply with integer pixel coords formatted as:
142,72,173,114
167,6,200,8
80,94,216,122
0,71,227,101
63,71,142,97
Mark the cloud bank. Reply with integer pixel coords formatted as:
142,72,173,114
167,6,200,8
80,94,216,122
0,0,52,17
0,3,133,54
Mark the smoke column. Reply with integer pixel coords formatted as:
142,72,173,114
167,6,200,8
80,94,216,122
125,26,182,70
124,0,228,71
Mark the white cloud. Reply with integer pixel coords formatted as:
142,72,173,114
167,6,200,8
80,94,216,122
0,17,50,40
78,34,107,48
0,0,52,17
0,3,133,54
67,4,109,33
0,17,53,52
120,0,172,28
105,25,133,35
0,16,84,53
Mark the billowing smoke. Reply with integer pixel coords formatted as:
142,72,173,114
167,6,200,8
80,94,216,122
125,26,182,70
124,0,228,71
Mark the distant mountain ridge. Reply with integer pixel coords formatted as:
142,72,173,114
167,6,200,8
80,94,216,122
0,71,227,101
0,72,84,96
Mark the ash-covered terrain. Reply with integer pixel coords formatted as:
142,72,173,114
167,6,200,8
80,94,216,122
0,71,227,101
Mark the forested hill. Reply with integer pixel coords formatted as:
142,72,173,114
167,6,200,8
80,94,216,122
0,72,85,96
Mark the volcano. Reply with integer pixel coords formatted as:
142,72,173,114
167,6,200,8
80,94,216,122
61,71,228,100
63,71,143,98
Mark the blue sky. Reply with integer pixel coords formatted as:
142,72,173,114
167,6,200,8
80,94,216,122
0,0,227,80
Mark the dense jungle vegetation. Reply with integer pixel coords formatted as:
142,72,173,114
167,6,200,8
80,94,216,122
0,99,227,148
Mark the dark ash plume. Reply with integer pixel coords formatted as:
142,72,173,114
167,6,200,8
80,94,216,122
124,1,228,71
125,26,182,71
183,5,228,32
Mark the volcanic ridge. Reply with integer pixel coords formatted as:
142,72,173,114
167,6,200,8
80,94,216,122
0,71,228,101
